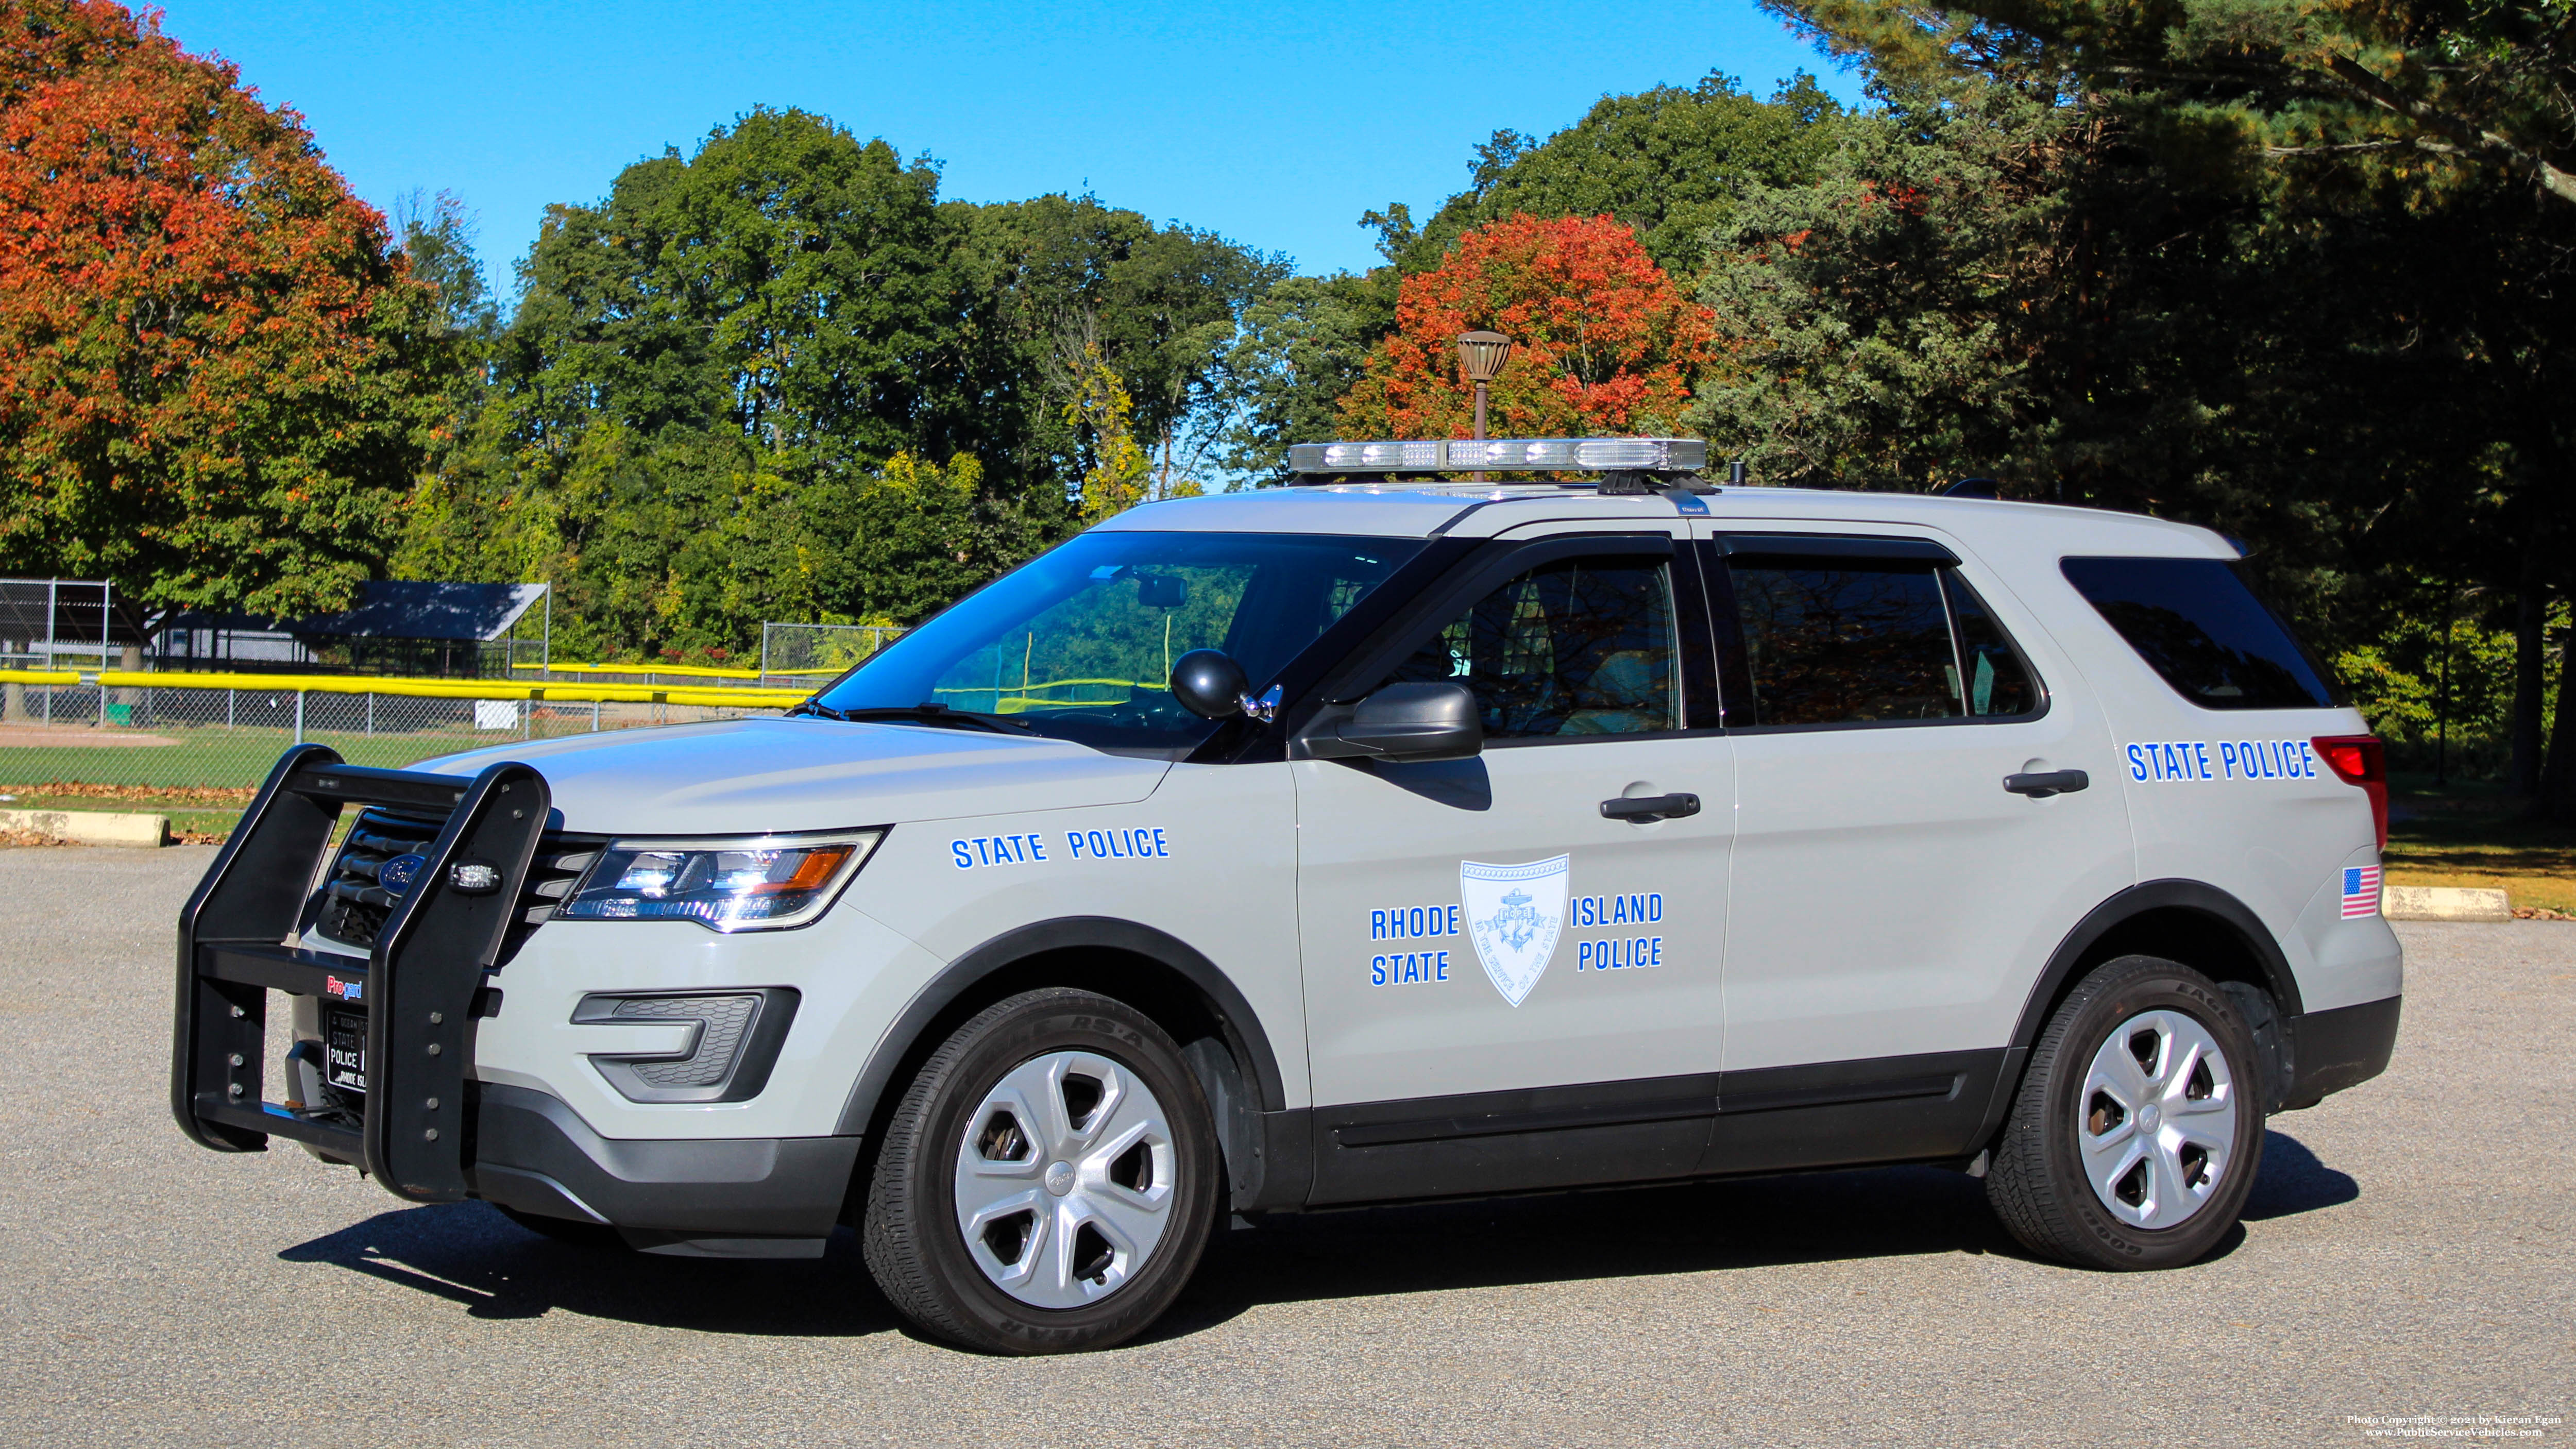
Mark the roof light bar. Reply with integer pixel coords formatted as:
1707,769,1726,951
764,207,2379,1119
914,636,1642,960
1288,437,1707,476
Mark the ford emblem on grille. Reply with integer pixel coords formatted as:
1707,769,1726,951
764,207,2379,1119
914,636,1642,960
379,853,429,896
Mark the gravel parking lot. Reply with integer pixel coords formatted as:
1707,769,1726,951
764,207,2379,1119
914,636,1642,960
2,845,2567,1447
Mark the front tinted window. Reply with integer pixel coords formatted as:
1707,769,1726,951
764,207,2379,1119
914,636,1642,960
2060,557,2337,710
1380,555,1679,739
820,532,1422,751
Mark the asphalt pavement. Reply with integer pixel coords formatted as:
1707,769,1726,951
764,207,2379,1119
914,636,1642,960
1,845,2567,1447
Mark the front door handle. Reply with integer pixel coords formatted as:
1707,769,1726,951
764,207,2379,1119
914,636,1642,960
2003,769,2089,798
1601,793,1701,822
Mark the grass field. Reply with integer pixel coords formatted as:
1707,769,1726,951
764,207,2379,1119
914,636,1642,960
2382,773,2576,914
0,728,481,840
0,727,499,791
0,793,243,841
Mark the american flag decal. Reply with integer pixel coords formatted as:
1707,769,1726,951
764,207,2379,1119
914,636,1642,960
2341,865,2383,919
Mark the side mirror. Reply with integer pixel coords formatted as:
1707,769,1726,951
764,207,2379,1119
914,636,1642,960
1170,649,1251,719
1301,682,1483,763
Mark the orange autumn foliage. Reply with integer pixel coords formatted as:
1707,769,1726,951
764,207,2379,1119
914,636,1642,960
1337,213,1716,443
0,1,446,623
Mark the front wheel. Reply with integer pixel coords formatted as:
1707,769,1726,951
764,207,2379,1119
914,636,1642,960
862,988,1219,1353
1986,955,2265,1270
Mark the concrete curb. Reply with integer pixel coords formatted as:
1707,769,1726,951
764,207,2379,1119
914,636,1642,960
2382,885,2512,922
0,808,167,847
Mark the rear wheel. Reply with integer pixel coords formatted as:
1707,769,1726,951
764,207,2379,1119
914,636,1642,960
862,988,1219,1353
1986,955,2264,1269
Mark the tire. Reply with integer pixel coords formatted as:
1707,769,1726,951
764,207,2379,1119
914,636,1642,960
492,1203,626,1249
1986,955,2266,1270
862,988,1221,1354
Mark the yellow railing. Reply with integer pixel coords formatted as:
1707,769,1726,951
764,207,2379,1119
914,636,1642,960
511,661,767,681
0,668,808,710
935,678,1163,697
935,677,1174,714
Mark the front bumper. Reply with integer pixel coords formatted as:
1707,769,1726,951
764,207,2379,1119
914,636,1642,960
470,1083,859,1256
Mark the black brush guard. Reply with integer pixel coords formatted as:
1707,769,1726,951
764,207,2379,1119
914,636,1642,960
171,743,550,1202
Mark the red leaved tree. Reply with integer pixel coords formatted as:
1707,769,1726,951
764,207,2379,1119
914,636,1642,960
0,1,450,634
1337,213,1716,442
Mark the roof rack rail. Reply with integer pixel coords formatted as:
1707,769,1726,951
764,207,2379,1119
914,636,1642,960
1286,436,1708,479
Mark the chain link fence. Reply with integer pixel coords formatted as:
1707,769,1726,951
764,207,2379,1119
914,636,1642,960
761,622,904,686
0,672,798,835
0,578,115,670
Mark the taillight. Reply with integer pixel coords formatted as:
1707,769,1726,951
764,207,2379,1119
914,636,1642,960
2313,734,2387,851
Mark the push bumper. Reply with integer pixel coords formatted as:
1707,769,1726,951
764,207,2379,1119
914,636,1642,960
469,1083,860,1257
173,745,548,1200
2280,995,2401,1110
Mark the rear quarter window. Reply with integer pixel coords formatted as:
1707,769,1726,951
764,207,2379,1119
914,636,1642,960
2060,556,2340,711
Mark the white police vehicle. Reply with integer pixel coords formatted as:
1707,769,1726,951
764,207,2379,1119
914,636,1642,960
174,437,2401,1353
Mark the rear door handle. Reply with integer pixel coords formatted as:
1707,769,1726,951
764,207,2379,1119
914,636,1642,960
2003,769,2089,798
1600,793,1701,822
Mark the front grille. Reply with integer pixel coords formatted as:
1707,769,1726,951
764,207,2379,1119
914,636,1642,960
316,813,437,948
314,808,601,964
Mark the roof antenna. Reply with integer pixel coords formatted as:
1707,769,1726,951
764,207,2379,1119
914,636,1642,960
1941,477,1999,499
1727,458,1748,486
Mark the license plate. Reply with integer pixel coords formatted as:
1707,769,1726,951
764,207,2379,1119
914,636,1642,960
325,1009,367,1095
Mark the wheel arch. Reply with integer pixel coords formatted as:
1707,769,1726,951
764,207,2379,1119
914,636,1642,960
834,917,1287,1156
1974,880,2306,1147
2011,881,2305,1054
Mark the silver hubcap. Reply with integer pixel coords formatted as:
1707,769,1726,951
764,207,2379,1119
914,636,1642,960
2078,1009,2241,1230
954,1050,1176,1309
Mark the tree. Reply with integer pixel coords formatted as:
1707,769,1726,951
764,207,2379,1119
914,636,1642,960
499,108,959,467
405,123,1293,655
1648,4,2576,813
406,109,1026,659
0,0,452,632
1046,324,1175,520
1218,74,1846,481
1405,72,1851,275
393,189,498,342
1772,0,2574,206
951,194,1287,500
1691,85,2063,494
1218,270,1397,480
1337,214,1716,443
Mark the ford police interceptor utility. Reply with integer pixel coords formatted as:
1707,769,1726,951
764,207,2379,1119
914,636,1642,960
173,436,2401,1354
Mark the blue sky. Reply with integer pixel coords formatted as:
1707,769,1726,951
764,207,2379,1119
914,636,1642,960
154,1,1858,291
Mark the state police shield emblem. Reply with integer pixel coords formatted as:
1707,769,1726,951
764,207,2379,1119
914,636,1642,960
1460,855,1569,1007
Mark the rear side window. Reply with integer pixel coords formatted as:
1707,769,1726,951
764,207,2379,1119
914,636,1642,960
1726,558,2041,727
1946,574,2041,717
2060,557,2338,711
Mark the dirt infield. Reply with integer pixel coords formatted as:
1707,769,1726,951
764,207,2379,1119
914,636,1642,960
0,726,176,747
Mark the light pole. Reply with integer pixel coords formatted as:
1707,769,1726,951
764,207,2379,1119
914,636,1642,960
1455,330,1512,481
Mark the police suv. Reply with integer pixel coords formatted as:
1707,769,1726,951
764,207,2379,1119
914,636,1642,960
173,436,2401,1353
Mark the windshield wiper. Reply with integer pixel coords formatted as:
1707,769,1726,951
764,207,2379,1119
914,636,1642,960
816,702,1037,735
785,700,848,721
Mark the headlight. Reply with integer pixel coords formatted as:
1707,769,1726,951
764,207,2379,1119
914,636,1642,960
558,830,883,932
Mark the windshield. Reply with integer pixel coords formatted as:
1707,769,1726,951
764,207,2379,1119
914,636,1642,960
816,531,1425,752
